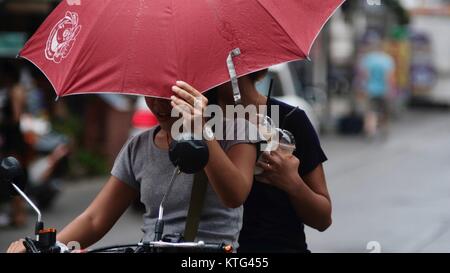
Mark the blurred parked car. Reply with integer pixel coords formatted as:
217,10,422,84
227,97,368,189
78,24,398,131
256,62,326,132
129,97,158,138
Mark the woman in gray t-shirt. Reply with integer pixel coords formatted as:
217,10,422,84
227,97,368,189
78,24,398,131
7,80,257,253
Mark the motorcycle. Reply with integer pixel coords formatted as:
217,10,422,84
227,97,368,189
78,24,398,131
1,135,232,253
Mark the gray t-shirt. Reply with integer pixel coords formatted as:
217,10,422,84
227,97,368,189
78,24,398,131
111,121,258,249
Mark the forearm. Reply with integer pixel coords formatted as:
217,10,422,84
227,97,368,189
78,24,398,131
204,140,253,208
57,212,109,249
56,177,136,249
286,174,332,231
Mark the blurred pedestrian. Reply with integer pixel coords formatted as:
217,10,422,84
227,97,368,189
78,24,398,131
357,34,396,138
24,67,71,210
0,60,29,227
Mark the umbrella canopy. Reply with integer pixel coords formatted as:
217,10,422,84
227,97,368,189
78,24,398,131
19,0,344,99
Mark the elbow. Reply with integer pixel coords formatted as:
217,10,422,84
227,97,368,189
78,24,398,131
314,199,333,232
224,202,242,209
222,197,245,209
219,177,252,209
222,192,248,209
316,217,332,232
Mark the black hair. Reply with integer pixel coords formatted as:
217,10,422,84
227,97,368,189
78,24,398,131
204,88,218,105
248,69,269,83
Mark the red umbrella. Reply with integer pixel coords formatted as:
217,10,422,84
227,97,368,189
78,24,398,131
19,0,344,99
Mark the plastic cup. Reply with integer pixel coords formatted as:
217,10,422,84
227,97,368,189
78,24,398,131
254,128,295,175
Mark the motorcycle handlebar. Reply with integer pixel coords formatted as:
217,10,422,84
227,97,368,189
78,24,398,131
85,241,233,253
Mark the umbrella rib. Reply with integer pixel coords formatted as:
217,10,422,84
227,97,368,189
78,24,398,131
64,3,115,96
121,1,145,95
171,0,179,82
254,0,307,58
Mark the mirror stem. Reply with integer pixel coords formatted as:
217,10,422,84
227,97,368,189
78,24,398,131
154,167,180,241
11,183,42,240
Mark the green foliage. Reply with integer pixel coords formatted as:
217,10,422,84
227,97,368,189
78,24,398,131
51,114,82,141
71,149,108,176
51,113,108,177
384,0,411,25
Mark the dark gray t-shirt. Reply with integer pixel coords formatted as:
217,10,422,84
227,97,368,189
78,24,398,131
111,121,258,249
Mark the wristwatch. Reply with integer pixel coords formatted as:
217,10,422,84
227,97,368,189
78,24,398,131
203,124,215,141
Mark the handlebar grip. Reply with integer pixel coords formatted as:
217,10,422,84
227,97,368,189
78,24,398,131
23,237,40,253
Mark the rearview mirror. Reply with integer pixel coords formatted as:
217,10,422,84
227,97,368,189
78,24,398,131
169,133,209,174
0,157,26,195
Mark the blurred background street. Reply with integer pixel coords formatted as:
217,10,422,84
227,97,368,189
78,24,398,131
1,0,450,253
307,94,450,253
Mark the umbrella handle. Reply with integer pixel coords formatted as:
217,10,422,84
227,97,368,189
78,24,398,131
227,48,242,105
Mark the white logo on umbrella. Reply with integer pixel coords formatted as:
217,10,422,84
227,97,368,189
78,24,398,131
45,11,81,64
